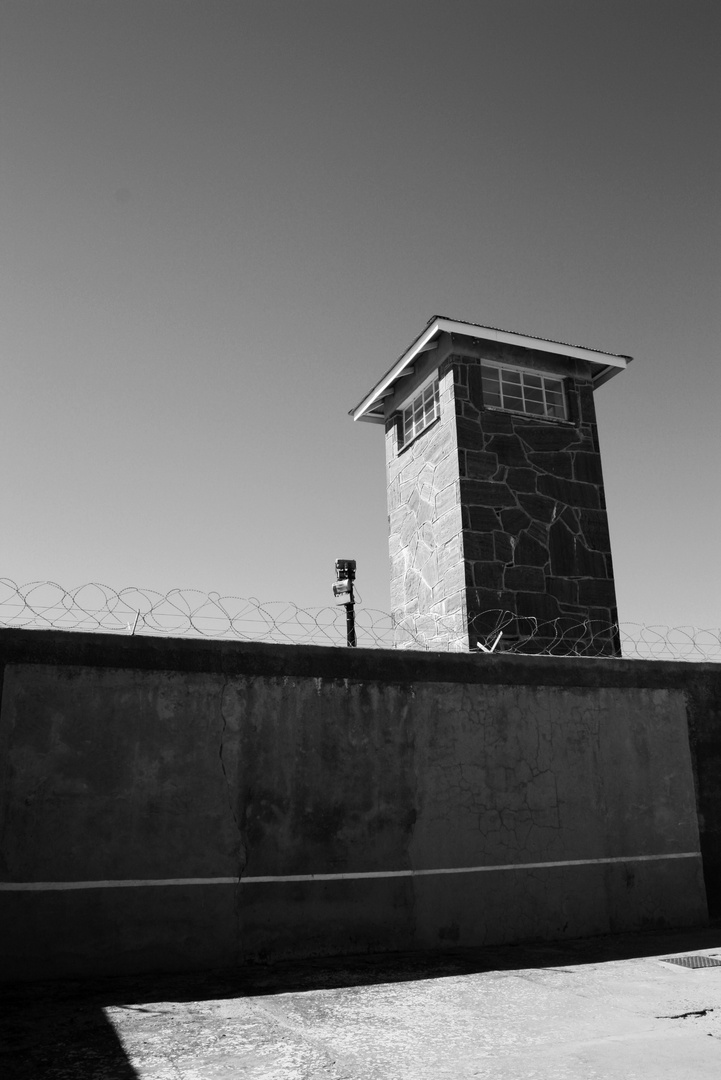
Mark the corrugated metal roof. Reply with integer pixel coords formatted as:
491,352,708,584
432,315,631,360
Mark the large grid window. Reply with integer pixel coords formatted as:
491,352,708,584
400,377,439,448
481,363,567,420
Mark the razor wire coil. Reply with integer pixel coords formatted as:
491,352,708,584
0,578,719,661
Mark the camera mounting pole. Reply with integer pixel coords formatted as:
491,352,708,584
333,559,357,647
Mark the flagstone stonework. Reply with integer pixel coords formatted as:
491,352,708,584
386,365,467,650
385,337,619,652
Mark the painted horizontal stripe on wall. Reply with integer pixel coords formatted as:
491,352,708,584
0,852,700,891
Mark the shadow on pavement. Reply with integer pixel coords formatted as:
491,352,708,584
3,921,721,1078
0,986,139,1079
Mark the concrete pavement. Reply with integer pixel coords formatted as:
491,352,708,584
3,924,721,1079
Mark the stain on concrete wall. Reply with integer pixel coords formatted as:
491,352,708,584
0,631,711,982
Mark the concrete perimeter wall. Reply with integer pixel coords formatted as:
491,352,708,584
0,629,717,983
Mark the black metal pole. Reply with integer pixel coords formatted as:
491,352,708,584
334,559,357,648
346,587,356,648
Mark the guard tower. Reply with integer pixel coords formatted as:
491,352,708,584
350,316,631,653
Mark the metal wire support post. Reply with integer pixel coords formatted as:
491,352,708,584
332,559,357,647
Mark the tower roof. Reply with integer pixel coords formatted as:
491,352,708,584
350,315,632,424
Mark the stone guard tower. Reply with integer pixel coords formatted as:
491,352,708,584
350,316,631,653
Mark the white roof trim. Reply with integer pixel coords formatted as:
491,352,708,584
350,317,631,422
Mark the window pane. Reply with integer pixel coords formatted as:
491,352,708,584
432,380,440,418
544,384,566,418
399,378,439,448
476,364,566,420
481,367,501,407
523,384,544,403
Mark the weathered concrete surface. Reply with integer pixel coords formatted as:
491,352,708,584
3,925,721,1079
0,630,711,982
686,672,721,916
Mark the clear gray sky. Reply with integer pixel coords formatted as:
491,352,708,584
2,0,719,626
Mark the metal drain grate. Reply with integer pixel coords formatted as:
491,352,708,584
661,955,721,969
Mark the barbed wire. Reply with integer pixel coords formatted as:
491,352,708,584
0,578,396,648
0,578,719,661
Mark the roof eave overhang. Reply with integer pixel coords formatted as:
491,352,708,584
350,317,631,423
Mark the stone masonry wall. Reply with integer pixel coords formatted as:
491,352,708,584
385,362,468,649
451,343,620,653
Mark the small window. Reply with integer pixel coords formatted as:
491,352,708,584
399,377,439,448
481,363,567,420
